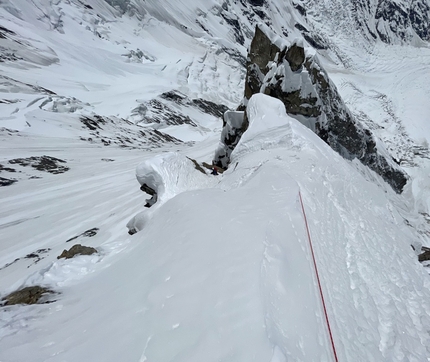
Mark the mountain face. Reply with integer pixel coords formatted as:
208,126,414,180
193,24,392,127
214,24,408,193
375,0,430,42
294,0,430,46
1,0,430,361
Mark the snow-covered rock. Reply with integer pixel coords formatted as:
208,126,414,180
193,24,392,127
127,152,217,233
214,24,408,193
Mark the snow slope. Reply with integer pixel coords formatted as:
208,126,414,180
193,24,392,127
1,0,430,361
2,95,430,361
0,0,243,145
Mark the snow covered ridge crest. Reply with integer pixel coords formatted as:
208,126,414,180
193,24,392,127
215,24,408,193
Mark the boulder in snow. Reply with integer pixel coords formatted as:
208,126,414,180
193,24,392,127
1,286,56,306
419,247,430,262
57,244,98,259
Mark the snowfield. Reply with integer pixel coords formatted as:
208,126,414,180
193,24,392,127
1,0,430,361
2,95,430,361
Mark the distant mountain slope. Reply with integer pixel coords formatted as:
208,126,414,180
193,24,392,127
294,0,430,45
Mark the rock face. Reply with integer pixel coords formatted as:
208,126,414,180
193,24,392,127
214,25,408,193
419,247,430,262
302,0,430,45
375,0,430,42
409,0,430,41
214,111,248,169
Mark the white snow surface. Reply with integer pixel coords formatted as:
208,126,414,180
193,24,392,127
135,152,213,206
2,95,430,361
1,0,430,361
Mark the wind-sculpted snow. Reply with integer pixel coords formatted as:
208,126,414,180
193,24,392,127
127,152,217,233
214,110,247,168
227,94,430,361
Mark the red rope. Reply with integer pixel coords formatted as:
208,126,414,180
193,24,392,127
299,191,339,362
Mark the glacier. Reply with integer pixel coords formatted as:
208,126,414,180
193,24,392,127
1,0,430,361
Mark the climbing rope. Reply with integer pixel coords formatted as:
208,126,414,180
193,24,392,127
299,191,339,362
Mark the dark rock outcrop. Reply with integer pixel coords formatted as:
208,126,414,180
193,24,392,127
419,246,430,262
0,177,17,186
9,155,69,174
213,111,248,169
1,286,55,306
186,157,207,174
79,114,182,149
57,244,97,259
215,25,408,193
66,227,99,243
410,0,430,41
140,183,158,207
374,0,430,42
159,90,229,118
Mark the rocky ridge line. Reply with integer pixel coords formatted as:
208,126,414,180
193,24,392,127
214,24,408,193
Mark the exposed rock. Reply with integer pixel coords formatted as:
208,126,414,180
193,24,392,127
57,244,98,259
375,1,410,42
140,183,158,208
78,114,182,148
80,115,106,130
410,0,430,41
356,0,430,43
248,25,280,73
214,111,248,168
9,155,69,174
160,90,187,104
0,258,20,271
0,25,15,38
1,286,55,306
220,10,245,45
219,47,247,67
186,157,207,174
121,48,155,63
221,25,407,193
0,164,16,172
303,33,327,50
66,227,99,243
159,90,229,118
202,162,225,174
0,248,51,271
191,98,229,118
293,2,307,16
284,43,305,71
104,0,130,13
247,0,265,6
0,75,56,95
419,246,430,262
134,99,197,127
0,177,17,186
